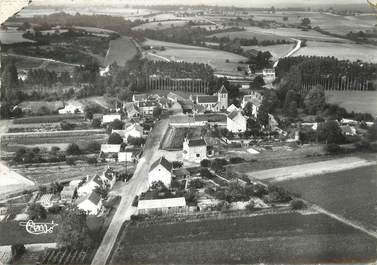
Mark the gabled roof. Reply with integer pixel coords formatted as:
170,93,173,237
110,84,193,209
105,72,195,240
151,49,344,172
150,156,172,173
172,168,191,177
188,139,207,147
125,123,143,132
83,191,101,206
91,175,103,186
228,110,243,120
218,85,228,94
197,95,218,104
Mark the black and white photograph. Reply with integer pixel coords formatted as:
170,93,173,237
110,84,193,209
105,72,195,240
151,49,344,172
0,0,376,264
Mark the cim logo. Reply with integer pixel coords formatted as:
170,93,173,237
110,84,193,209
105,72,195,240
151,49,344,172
19,220,58,235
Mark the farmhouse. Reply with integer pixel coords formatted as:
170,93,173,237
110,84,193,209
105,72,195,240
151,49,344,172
183,138,207,163
139,101,159,116
102,114,121,124
77,175,103,197
227,111,247,133
191,85,228,112
112,123,143,142
241,91,263,117
118,146,142,163
77,191,102,215
137,197,187,215
148,157,173,187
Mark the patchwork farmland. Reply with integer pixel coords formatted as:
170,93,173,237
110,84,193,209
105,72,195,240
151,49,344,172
111,212,377,264
278,165,377,231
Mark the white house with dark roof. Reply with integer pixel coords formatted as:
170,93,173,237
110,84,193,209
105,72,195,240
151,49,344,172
148,157,173,187
77,191,102,215
227,111,247,133
112,123,143,142
183,138,207,163
191,85,228,112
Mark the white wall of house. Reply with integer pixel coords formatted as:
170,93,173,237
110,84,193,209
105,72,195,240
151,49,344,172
77,200,102,215
148,165,172,187
227,114,247,133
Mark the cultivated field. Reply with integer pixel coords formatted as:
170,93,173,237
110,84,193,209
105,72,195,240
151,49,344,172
278,165,377,231
210,26,349,43
18,101,64,114
239,156,375,182
104,36,138,66
143,39,247,75
10,161,114,185
111,212,377,264
245,11,376,35
242,43,293,60
325,90,377,116
296,41,377,63
0,30,35,45
0,162,35,197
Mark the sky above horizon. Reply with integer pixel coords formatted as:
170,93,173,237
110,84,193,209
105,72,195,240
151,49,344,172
31,0,367,8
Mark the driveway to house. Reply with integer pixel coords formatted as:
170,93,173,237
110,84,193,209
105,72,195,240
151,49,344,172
91,117,170,265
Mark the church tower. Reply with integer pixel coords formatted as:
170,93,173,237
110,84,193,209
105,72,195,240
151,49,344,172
217,85,228,111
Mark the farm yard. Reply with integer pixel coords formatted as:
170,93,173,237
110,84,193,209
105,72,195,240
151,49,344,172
296,41,377,63
143,39,247,76
111,212,377,264
104,36,138,67
161,126,204,150
278,165,377,232
325,90,377,116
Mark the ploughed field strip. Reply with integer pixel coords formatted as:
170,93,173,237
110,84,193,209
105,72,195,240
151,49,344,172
278,165,377,232
111,212,377,264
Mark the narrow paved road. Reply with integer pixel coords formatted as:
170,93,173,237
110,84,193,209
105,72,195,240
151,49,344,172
273,38,301,68
91,117,169,265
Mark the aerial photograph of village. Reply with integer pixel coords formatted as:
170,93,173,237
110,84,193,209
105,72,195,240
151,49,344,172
0,0,376,264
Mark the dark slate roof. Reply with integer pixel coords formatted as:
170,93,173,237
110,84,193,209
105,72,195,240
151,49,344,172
88,191,101,205
91,175,103,186
189,139,207,147
150,156,172,172
197,95,218,103
228,110,240,120
218,85,228,94
172,168,191,176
